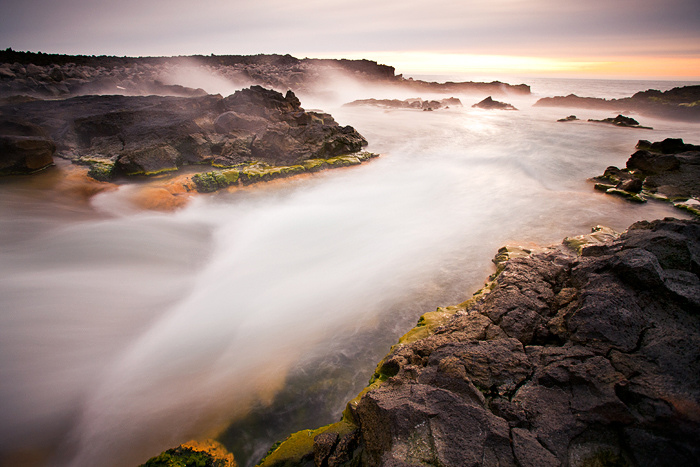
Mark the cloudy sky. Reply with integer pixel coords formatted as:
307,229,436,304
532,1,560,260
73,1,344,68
2,0,699,78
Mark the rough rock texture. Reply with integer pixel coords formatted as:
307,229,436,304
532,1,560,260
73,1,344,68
534,86,700,122
592,138,700,215
343,97,462,111
260,218,700,467
0,50,530,99
0,119,56,173
0,86,368,181
472,96,517,110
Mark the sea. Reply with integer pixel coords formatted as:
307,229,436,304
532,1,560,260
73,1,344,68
0,75,698,466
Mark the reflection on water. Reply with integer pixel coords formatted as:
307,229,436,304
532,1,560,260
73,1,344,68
0,78,697,466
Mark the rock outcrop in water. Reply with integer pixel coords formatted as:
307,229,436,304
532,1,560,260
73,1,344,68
588,114,652,129
257,217,700,466
0,50,530,100
472,96,517,110
0,85,370,184
534,86,700,122
593,138,700,215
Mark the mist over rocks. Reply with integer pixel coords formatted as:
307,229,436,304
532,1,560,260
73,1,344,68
0,85,369,182
0,50,530,100
258,217,700,467
534,85,700,122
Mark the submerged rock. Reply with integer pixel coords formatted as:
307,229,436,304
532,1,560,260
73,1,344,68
259,218,700,466
557,115,579,122
472,96,517,110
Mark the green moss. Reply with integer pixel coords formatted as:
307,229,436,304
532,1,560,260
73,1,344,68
140,447,214,467
256,420,356,467
75,156,115,181
673,198,700,217
594,183,615,192
581,450,630,467
563,225,619,255
605,188,646,203
397,307,459,345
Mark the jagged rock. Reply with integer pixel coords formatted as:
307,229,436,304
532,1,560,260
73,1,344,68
557,115,578,122
260,218,700,467
0,86,368,181
472,96,517,110
592,138,700,213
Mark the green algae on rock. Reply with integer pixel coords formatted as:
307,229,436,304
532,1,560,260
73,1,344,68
190,152,379,193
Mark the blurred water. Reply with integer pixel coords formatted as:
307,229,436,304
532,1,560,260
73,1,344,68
0,78,698,466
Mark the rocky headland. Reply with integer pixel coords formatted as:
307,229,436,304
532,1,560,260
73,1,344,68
534,86,700,122
253,216,700,467
0,50,530,100
592,138,700,215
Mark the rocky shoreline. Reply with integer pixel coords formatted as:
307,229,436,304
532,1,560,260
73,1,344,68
534,86,700,122
248,216,700,467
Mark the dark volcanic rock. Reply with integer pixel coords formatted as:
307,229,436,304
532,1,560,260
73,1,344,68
535,86,700,122
0,118,55,173
557,115,579,122
260,218,700,467
592,138,700,214
0,50,530,100
588,114,652,129
472,96,517,110
0,86,368,180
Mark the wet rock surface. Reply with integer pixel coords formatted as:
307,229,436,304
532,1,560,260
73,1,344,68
260,218,700,467
592,138,700,215
0,86,368,182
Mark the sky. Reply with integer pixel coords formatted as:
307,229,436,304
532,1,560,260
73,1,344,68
1,0,699,79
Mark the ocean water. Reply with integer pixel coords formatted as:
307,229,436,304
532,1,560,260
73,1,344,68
0,76,698,467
